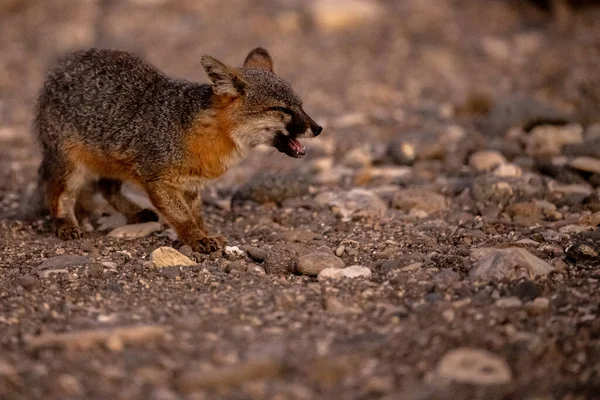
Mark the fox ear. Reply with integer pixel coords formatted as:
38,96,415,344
201,55,247,97
243,47,275,73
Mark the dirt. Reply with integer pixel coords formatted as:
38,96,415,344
1,1,600,399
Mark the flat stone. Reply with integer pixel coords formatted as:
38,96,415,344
317,265,372,280
435,348,512,385
297,252,344,276
107,222,161,239
569,156,600,174
240,246,267,262
527,124,584,156
392,189,448,214
37,255,90,271
470,247,554,282
494,297,523,308
97,213,128,231
150,247,196,268
315,189,388,220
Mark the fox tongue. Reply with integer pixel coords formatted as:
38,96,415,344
289,138,306,156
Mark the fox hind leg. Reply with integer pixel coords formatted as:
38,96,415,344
97,178,159,224
45,158,88,240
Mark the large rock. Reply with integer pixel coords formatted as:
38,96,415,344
470,248,554,282
296,252,344,276
150,247,196,268
435,348,512,385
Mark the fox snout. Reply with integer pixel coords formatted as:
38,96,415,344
312,124,323,136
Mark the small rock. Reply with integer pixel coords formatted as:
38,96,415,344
250,265,266,276
240,246,267,262
178,245,194,259
528,297,550,311
432,268,461,285
559,224,593,234
231,172,309,207
493,163,522,177
264,243,300,275
277,230,322,243
506,202,543,226
392,189,448,214
227,260,247,274
97,213,128,231
150,247,196,268
317,265,372,280
224,246,246,260
469,150,507,172
494,297,523,308
315,189,388,220
18,274,38,289
325,297,361,314
435,348,512,385
309,0,382,32
386,140,417,165
335,245,345,257
37,255,90,271
355,166,413,185
442,309,456,323
297,252,345,276
399,262,423,272
159,266,180,279
566,242,599,262
314,166,353,185
342,147,373,168
569,156,600,174
107,222,161,239
176,358,282,392
40,269,69,279
470,248,555,282
526,124,584,156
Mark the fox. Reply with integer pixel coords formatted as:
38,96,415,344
33,47,322,253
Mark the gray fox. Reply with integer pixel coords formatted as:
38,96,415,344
33,47,322,252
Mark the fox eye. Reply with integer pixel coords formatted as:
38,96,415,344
270,106,293,115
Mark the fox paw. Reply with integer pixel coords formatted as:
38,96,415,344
56,225,82,240
194,235,227,253
129,209,159,224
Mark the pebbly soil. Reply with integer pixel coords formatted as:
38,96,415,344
1,1,600,399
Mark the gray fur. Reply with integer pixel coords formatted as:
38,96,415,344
36,48,213,179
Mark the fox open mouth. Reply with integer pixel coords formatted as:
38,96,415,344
273,133,306,158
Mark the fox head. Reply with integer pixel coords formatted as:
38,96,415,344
201,48,322,158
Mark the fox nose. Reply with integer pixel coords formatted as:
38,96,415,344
312,125,323,136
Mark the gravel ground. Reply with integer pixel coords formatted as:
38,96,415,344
1,1,600,399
